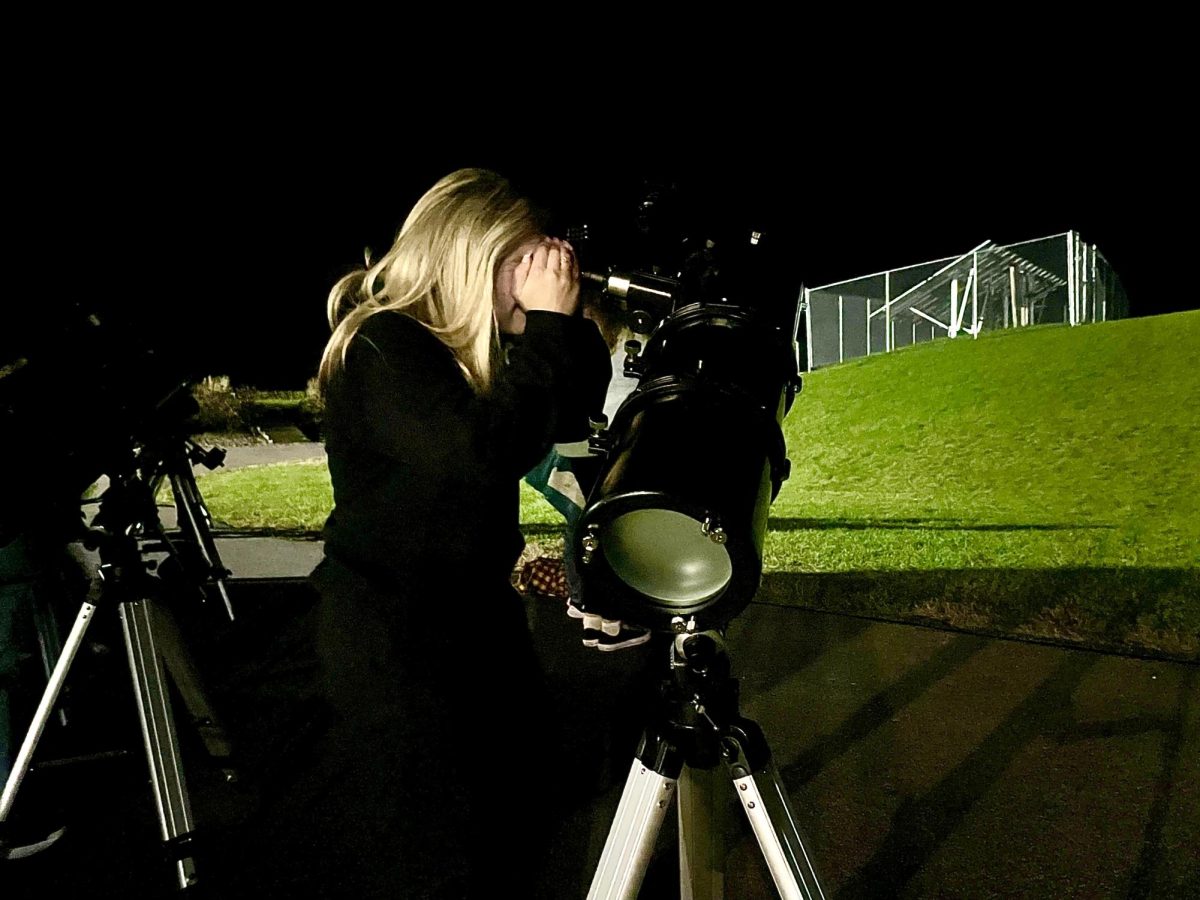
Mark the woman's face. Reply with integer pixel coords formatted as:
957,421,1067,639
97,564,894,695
494,235,544,335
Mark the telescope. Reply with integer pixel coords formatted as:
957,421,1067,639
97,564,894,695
569,219,802,634
567,188,825,900
1,303,237,889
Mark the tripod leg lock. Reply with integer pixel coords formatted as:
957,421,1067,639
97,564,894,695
718,719,772,775
163,831,200,863
635,727,687,780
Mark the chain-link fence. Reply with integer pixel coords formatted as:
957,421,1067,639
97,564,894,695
803,231,1128,370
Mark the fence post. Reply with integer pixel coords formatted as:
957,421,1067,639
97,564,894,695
1070,232,1080,328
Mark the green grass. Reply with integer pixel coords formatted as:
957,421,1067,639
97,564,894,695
766,313,1199,574
173,460,334,532
181,461,557,532
181,312,1200,656
250,395,306,410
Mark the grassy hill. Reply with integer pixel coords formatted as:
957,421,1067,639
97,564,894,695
752,311,1199,658
768,312,1198,570
188,312,1200,658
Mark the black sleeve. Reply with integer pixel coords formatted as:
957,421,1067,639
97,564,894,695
347,310,610,483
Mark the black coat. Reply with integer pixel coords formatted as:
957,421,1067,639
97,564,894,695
319,308,610,594
221,310,612,897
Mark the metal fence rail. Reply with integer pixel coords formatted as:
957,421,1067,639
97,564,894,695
802,231,1128,370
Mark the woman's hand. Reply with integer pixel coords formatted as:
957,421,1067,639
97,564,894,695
513,238,579,317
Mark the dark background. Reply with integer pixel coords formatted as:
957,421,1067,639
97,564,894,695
8,87,1187,390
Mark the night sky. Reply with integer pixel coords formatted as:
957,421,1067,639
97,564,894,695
9,89,1188,391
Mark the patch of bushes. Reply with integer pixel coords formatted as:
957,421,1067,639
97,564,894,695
297,377,324,440
188,376,323,440
190,375,248,432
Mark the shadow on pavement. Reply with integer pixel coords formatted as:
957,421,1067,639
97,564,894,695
3,576,1197,898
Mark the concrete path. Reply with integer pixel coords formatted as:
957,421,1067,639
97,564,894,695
206,441,326,470
529,598,1199,898
168,439,327,579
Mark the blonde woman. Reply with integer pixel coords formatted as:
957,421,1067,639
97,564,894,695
233,170,610,898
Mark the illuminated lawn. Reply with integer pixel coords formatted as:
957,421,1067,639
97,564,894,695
766,312,1199,574
185,312,1199,655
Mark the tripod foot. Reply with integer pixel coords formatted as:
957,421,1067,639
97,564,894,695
0,822,67,861
193,717,234,761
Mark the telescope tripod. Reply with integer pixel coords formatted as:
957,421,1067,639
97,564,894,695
1,437,235,890
588,630,825,900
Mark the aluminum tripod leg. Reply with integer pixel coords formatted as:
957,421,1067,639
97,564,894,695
682,760,825,900
153,603,233,768
732,761,825,900
0,602,96,822
169,466,234,621
591,756,826,900
32,587,68,728
120,598,198,890
587,631,827,900
679,765,724,900
588,759,679,900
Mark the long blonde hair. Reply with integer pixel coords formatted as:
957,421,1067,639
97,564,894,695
317,168,542,394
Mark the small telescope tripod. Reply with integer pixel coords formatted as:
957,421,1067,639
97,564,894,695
0,435,235,890
588,629,825,900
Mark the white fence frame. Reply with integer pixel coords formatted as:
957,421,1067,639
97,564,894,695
801,231,1126,371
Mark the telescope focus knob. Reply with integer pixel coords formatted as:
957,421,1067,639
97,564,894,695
701,516,727,544
587,413,614,457
624,340,645,378
581,527,601,565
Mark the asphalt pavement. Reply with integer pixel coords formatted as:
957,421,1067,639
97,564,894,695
3,440,1195,898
